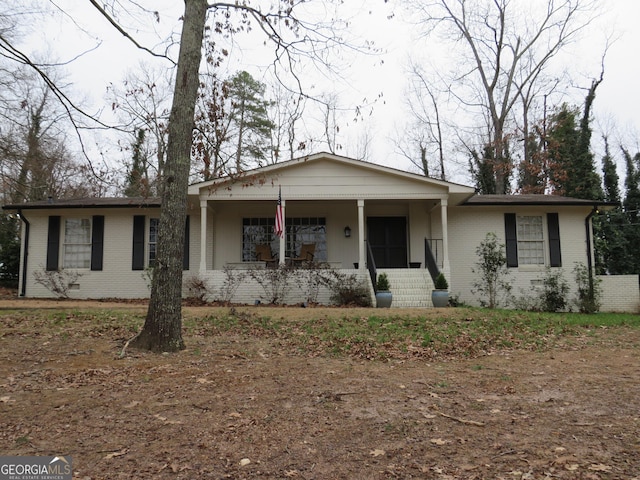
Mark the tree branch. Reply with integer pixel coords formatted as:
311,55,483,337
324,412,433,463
88,0,175,65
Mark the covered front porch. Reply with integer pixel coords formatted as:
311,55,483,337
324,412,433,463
189,197,452,307
196,197,449,267
186,152,476,306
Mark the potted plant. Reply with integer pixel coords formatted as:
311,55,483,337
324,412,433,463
431,272,449,308
375,272,392,308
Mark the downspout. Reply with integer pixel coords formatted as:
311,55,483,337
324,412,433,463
585,206,598,301
16,210,30,297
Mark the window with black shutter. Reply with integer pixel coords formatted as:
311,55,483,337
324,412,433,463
91,215,104,271
132,215,145,270
504,212,561,268
46,216,61,271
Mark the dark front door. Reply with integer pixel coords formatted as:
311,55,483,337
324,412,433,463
367,216,408,268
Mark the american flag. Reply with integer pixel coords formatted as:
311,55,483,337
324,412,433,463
275,186,284,238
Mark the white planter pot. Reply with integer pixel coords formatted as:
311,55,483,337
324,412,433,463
431,289,449,308
376,291,393,308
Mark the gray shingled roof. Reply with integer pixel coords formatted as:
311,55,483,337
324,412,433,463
2,197,161,211
463,194,618,207
3,193,618,210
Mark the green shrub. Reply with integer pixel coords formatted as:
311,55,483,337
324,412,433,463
326,271,372,306
471,232,512,308
434,272,448,290
512,293,540,312
573,263,601,313
376,273,390,291
539,268,569,312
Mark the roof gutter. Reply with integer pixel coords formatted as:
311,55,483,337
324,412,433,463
16,210,29,297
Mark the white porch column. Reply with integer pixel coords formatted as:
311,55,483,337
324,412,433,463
279,199,286,265
199,199,208,272
440,198,450,276
358,199,365,270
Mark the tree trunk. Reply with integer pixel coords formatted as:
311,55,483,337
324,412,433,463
15,99,46,203
131,0,207,352
235,98,245,171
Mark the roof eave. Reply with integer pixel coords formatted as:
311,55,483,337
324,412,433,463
461,196,619,210
2,198,162,211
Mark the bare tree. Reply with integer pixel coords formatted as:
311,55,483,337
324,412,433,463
268,82,306,162
4,0,369,352
0,2,130,192
102,0,354,352
0,67,104,203
394,123,432,177
107,64,174,194
352,127,372,162
401,63,447,179
320,93,341,154
129,0,208,352
411,0,599,193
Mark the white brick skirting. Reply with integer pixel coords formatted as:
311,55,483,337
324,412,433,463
597,275,640,313
187,268,374,306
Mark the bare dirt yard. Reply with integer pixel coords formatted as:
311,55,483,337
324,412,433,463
0,294,639,479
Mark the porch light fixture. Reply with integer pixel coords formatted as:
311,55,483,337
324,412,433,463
344,226,351,238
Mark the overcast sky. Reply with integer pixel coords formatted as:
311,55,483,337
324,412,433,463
31,1,640,186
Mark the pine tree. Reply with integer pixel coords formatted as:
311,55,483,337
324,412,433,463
602,140,621,202
622,148,640,273
0,214,20,286
594,139,628,274
470,143,512,194
546,81,603,200
227,71,275,171
124,128,151,197
573,79,604,200
546,104,579,196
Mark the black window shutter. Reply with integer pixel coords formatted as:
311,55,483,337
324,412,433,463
46,216,61,271
547,213,562,267
504,213,518,268
132,215,145,271
91,215,105,271
183,215,190,270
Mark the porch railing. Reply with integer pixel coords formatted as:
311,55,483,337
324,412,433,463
425,238,443,283
365,240,378,293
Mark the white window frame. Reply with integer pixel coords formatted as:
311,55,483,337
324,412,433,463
63,217,92,269
241,216,327,262
149,217,160,267
516,215,545,266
